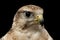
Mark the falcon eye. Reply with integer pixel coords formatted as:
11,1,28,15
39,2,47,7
24,11,33,18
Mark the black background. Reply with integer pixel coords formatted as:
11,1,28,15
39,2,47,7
0,0,59,40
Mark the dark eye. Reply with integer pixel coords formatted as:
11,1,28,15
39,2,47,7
24,11,33,18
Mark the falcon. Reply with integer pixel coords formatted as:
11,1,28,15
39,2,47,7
0,5,53,40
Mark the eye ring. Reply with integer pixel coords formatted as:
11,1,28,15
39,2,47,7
24,11,33,18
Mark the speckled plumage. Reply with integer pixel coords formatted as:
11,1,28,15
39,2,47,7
0,5,53,40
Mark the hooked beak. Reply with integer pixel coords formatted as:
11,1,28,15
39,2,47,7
34,15,43,24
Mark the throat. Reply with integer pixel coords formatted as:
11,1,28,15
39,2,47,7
22,24,40,32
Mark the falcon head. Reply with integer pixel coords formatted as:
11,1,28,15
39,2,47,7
12,5,44,29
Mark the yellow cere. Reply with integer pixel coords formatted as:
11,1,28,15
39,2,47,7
34,15,43,23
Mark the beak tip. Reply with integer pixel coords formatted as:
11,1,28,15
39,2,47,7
39,20,44,26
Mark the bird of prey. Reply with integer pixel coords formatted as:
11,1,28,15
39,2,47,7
0,5,53,40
